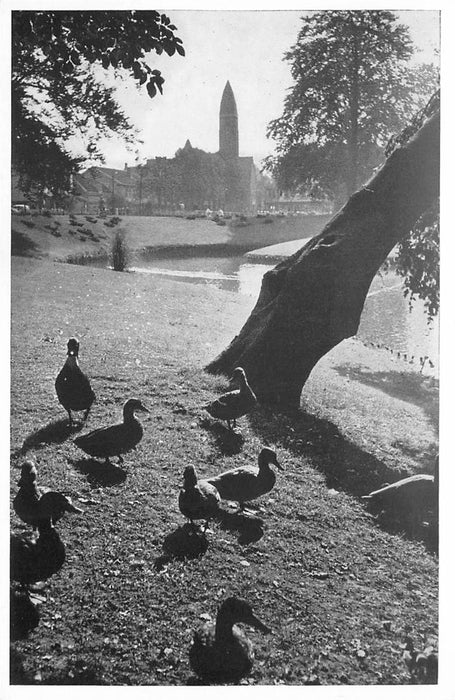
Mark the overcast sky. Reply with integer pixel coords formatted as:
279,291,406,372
82,9,440,171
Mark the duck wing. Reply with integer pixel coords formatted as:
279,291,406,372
179,481,221,521
365,474,434,509
13,485,42,526
56,366,95,411
206,390,241,420
206,466,260,502
74,420,142,457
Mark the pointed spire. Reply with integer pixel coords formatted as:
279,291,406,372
219,81,239,159
220,81,238,118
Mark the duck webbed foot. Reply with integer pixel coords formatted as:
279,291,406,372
238,502,256,516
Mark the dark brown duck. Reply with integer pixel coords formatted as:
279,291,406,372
55,337,95,427
189,597,270,682
74,398,148,465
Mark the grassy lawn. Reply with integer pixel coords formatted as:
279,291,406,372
9,254,438,686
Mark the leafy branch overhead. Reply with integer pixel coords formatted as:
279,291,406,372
13,11,184,98
12,11,185,195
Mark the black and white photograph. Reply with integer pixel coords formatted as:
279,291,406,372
6,2,448,693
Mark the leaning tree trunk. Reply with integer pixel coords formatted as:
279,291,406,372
206,109,439,408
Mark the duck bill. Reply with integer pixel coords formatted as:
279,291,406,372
274,459,284,471
66,503,83,514
139,404,149,413
247,613,271,634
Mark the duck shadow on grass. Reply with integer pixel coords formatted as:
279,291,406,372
12,419,76,458
154,524,209,571
69,458,127,487
10,648,35,684
199,418,245,455
248,404,438,551
216,506,265,545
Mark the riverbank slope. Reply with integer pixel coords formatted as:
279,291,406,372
11,212,330,261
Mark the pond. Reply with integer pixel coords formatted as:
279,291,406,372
80,250,439,373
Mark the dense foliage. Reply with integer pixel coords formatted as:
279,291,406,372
387,91,440,319
12,11,184,197
110,229,130,272
265,10,439,207
135,144,230,212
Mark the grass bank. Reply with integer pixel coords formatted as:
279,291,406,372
11,212,331,263
10,256,438,686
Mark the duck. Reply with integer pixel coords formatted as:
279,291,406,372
206,367,257,430
11,520,67,587
10,587,41,640
206,447,283,511
74,398,149,465
179,465,221,531
362,466,438,526
189,597,271,682
13,460,41,526
13,460,83,528
55,337,96,427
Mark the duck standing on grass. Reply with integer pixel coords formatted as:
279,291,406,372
13,460,83,529
207,447,283,512
179,465,221,531
55,337,96,428
189,597,271,682
74,398,148,466
13,460,41,526
206,367,257,431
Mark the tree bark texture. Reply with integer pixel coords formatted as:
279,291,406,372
206,110,439,408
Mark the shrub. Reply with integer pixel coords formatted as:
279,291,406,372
110,230,129,272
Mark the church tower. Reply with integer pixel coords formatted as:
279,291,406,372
219,81,239,159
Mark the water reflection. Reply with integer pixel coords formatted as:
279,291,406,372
131,259,272,297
